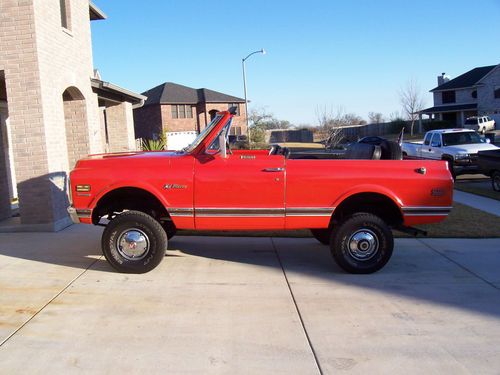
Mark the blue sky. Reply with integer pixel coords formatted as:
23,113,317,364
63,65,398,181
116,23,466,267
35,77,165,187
91,0,500,125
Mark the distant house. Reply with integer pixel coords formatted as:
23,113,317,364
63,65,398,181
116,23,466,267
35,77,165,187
420,64,500,127
133,82,247,141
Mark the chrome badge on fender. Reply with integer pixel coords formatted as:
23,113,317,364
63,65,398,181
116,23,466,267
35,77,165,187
164,184,187,190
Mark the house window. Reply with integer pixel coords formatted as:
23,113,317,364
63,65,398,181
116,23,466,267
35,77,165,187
472,90,477,99
171,105,193,119
494,86,500,99
60,0,71,30
228,103,240,116
442,91,456,104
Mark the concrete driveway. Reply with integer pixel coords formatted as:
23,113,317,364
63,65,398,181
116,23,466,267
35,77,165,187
1,226,499,374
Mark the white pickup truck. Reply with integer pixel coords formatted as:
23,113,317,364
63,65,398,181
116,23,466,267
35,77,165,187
402,129,499,177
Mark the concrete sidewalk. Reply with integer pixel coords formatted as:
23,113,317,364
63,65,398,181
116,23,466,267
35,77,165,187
453,189,500,216
1,226,500,374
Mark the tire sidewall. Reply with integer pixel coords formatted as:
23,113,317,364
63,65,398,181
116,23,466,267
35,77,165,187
102,212,167,273
492,171,500,192
331,214,393,274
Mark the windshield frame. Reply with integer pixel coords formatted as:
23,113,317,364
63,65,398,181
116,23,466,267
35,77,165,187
181,114,223,153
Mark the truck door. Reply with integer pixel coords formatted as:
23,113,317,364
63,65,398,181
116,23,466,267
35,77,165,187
193,140,285,230
421,133,442,160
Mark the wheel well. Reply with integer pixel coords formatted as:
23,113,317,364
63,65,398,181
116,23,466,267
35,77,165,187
441,154,453,162
332,193,403,227
92,187,169,225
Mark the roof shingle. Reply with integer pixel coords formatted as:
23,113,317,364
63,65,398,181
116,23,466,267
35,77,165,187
431,65,497,92
142,82,245,106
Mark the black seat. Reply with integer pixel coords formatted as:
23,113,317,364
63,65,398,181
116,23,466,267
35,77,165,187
345,143,382,160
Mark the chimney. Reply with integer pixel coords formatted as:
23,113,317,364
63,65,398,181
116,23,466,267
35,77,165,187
437,72,450,86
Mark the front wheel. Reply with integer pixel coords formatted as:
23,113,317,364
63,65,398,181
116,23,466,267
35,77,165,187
102,210,168,273
492,171,500,192
330,213,393,274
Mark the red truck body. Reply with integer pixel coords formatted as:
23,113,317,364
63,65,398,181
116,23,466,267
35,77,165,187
68,110,453,274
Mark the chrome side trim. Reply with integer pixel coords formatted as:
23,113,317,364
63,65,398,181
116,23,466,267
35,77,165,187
286,207,335,217
169,208,194,217
196,208,285,217
168,207,335,218
402,206,452,216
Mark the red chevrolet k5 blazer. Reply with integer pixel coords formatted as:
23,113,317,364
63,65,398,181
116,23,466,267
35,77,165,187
68,108,453,274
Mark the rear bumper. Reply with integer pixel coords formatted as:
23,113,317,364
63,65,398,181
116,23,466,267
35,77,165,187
67,206,92,224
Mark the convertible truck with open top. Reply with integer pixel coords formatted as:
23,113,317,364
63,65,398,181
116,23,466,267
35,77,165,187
68,108,453,274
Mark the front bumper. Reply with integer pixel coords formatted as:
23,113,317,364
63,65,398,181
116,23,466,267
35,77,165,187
67,206,91,224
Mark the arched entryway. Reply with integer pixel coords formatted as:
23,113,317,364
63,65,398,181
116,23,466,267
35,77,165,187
209,109,218,121
62,87,89,169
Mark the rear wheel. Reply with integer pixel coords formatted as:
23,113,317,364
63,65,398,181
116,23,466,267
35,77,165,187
492,171,500,192
310,229,330,245
102,210,167,273
330,213,393,274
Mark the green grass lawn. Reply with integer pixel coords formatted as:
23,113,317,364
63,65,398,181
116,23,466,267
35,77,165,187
178,203,500,239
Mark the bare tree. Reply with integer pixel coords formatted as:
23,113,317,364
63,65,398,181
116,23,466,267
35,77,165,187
399,79,425,136
316,105,345,149
368,112,384,124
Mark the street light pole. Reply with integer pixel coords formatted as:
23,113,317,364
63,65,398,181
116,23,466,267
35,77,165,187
242,49,265,145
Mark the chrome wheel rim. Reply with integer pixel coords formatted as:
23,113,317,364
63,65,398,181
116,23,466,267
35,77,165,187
347,229,379,261
116,228,149,260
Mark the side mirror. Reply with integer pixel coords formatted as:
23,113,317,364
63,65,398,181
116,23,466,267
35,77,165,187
219,133,228,158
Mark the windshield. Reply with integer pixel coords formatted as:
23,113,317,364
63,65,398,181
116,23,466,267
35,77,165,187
182,115,223,153
442,132,483,146
207,118,232,152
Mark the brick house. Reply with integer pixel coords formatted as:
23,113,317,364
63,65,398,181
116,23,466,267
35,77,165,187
420,64,500,127
0,1,144,231
134,82,247,142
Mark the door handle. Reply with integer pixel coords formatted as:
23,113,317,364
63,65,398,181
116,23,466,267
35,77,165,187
263,167,284,172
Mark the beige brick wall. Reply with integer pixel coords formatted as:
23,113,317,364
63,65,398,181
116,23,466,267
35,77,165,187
106,102,136,152
64,97,89,169
0,0,103,225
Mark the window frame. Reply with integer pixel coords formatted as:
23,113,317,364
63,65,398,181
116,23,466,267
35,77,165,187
60,0,72,30
442,90,456,104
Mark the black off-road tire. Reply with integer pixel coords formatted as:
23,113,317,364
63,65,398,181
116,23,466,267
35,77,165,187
492,171,500,192
102,210,168,273
310,228,331,245
330,213,393,274
380,140,403,160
